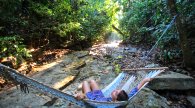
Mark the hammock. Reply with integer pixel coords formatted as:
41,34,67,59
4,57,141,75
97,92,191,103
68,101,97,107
0,63,165,108
84,70,165,108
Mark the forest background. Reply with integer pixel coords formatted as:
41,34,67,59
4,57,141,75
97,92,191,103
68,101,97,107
0,0,195,70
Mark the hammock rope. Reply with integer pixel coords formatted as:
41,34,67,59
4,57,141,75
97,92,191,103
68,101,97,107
121,75,136,92
146,15,177,58
0,63,85,107
102,72,126,97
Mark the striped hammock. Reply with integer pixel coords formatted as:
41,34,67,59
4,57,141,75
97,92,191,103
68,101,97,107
0,63,165,108
83,70,165,108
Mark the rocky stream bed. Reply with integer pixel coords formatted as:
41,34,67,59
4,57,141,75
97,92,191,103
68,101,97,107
0,41,194,108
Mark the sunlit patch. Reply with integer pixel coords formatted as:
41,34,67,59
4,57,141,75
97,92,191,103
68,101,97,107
103,40,122,48
32,61,61,72
29,48,35,52
89,40,122,56
53,76,75,89
89,31,122,56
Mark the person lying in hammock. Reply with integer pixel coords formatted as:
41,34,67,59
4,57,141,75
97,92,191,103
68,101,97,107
75,78,153,102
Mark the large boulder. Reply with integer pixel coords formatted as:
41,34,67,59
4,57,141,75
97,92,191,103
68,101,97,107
187,96,195,107
127,88,169,108
148,71,195,90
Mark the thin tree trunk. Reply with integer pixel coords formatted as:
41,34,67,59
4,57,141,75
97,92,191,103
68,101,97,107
122,67,168,71
167,0,195,68
112,25,125,36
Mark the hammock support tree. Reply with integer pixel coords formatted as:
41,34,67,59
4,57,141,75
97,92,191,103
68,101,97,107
0,63,166,108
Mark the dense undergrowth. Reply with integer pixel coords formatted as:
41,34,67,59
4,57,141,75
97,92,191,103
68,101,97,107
119,0,195,66
0,0,118,67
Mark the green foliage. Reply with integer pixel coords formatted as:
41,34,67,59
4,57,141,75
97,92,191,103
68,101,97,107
0,36,31,65
54,22,81,37
117,0,195,65
0,0,21,18
119,0,194,49
30,0,118,48
119,0,168,43
1,0,119,50
156,49,182,63
114,64,121,74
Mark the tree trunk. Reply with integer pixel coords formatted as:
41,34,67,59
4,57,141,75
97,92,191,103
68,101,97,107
112,25,125,36
167,0,195,68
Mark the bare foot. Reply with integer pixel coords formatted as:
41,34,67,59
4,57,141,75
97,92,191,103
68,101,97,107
75,93,85,100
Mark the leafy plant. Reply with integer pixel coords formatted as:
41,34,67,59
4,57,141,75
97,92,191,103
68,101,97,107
114,63,121,74
0,36,31,66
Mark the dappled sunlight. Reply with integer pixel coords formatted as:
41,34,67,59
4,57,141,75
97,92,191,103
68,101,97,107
53,75,75,89
89,40,122,56
103,40,122,48
32,60,62,72
89,32,122,56
29,48,36,52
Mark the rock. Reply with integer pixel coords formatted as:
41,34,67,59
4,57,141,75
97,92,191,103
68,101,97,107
105,66,113,71
176,69,182,72
187,96,195,107
65,60,86,70
128,48,137,53
127,88,169,108
74,51,89,58
1,61,14,68
181,70,188,74
148,71,195,90
186,67,193,71
145,63,159,68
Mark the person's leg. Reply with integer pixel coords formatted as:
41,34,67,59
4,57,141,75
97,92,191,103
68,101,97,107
75,81,91,100
82,81,91,94
89,80,100,91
